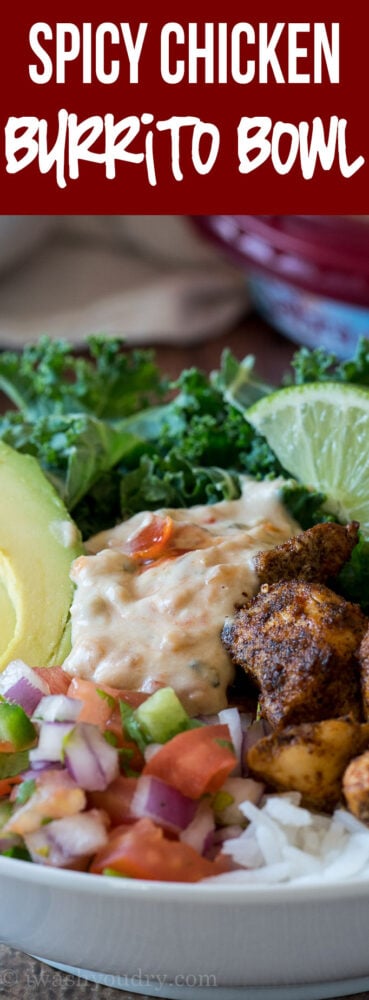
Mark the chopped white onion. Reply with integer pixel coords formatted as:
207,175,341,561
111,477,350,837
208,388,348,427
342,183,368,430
218,708,243,775
29,722,75,764
143,743,162,763
214,776,265,826
32,695,82,724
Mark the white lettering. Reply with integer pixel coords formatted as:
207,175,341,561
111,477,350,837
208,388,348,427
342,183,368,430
82,23,92,84
160,23,185,83
258,23,285,83
5,117,40,171
103,114,144,179
119,23,148,84
271,122,300,173
28,23,53,83
314,23,340,83
218,23,228,83
95,24,120,84
337,118,365,177
191,121,220,173
231,24,255,84
288,24,310,83
56,24,80,84
188,23,214,83
299,115,339,178
156,116,220,181
237,116,272,172
29,21,148,84
237,115,365,179
5,112,221,189
38,110,70,188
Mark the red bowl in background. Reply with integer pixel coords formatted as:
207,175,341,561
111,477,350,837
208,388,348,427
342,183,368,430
194,216,369,358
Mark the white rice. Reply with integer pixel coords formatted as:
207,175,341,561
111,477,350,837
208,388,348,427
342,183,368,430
204,793,369,886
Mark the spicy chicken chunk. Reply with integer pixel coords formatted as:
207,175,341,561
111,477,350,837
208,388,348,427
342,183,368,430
343,748,369,823
253,520,359,586
358,627,369,720
222,580,367,729
247,717,369,812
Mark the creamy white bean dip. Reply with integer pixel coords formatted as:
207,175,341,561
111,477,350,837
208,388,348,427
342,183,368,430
62,477,299,715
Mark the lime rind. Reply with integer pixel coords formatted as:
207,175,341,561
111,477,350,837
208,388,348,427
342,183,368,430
247,382,369,536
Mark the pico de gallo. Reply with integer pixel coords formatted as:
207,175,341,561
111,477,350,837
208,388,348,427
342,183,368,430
0,660,264,882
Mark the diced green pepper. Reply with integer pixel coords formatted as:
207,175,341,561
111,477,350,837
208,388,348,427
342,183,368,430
15,778,36,805
0,749,29,781
0,800,13,828
134,687,192,743
0,702,37,751
119,701,148,753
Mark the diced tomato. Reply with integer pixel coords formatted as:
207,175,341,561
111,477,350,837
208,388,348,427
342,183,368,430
67,678,148,727
68,678,116,729
87,776,138,826
33,666,71,696
67,678,146,771
143,724,237,798
90,817,230,882
125,514,173,561
0,775,21,797
111,690,149,710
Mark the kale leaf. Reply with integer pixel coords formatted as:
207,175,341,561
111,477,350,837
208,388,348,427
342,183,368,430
0,335,166,419
287,337,369,387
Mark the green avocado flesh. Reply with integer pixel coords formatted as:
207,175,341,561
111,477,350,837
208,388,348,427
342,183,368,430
0,440,83,672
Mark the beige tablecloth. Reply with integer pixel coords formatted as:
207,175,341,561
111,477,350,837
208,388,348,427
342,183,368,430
0,216,248,347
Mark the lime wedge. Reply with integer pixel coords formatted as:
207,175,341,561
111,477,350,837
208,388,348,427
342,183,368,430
247,382,369,535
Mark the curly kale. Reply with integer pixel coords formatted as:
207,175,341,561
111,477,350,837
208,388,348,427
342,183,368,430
0,335,167,419
287,337,369,387
2,332,369,615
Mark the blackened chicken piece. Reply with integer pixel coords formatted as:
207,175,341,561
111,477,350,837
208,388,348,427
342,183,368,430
343,748,369,823
248,717,369,813
222,580,367,729
253,521,359,586
358,627,369,720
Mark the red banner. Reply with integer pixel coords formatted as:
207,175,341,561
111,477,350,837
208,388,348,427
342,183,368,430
0,1,368,213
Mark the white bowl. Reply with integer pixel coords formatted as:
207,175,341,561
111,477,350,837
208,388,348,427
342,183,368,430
2,855,369,997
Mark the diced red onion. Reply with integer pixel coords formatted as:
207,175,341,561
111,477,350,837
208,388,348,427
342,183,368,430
32,695,82,724
218,708,243,775
21,763,64,780
131,775,196,833
63,723,119,791
24,809,109,866
0,834,23,853
180,800,215,853
239,712,253,731
29,722,75,765
0,660,49,716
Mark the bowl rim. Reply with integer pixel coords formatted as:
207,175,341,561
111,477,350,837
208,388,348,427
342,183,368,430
2,852,369,905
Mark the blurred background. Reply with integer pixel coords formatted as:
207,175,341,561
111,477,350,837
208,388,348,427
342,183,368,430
0,216,247,348
0,215,368,358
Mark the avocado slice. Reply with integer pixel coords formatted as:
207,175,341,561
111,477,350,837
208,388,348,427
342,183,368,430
0,440,83,671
